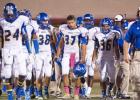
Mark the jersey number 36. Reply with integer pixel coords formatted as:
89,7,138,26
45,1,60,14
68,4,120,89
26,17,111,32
100,39,112,51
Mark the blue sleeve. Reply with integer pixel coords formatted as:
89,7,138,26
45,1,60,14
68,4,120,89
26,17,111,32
21,26,32,54
21,23,26,35
79,34,88,45
33,39,39,54
124,26,133,43
25,40,32,53
32,29,39,54
56,32,63,49
113,25,121,33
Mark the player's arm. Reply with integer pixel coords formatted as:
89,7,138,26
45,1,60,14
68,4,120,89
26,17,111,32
114,37,120,60
123,41,130,63
55,32,64,58
0,26,3,59
123,26,133,63
81,44,86,63
21,25,32,54
80,34,87,63
31,29,39,54
92,49,98,62
92,36,99,62
50,28,58,54
52,27,58,45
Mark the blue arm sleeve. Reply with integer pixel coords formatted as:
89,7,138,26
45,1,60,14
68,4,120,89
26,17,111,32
33,39,39,54
22,26,32,54
79,34,88,45
31,29,39,54
25,39,32,53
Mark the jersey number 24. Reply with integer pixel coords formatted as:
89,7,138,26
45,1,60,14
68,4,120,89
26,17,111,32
5,29,19,41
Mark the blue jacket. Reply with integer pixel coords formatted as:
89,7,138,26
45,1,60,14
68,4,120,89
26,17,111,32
125,20,140,49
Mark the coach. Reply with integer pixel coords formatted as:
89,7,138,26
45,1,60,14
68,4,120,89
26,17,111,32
123,7,140,100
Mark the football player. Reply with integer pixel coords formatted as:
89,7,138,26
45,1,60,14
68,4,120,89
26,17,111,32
19,9,39,100
113,15,131,99
93,17,120,98
55,15,87,100
0,3,32,100
83,13,100,98
0,22,3,96
34,12,56,99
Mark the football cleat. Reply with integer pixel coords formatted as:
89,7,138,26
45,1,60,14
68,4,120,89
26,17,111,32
25,88,30,100
7,90,13,100
74,95,79,100
58,93,70,99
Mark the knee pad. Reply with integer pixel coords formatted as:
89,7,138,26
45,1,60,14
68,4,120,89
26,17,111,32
88,66,94,76
80,77,86,84
5,78,12,85
88,75,94,80
100,73,107,82
18,75,26,86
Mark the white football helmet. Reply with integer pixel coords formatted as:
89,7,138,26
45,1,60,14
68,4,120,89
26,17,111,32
114,14,123,22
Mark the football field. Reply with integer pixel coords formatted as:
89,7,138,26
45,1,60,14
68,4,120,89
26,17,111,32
0,82,133,100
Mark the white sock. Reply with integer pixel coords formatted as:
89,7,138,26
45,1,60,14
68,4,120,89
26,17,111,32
86,87,92,96
83,82,88,90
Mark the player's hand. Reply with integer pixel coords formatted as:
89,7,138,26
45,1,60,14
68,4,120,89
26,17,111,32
53,55,59,62
114,60,120,67
80,59,86,64
124,55,130,64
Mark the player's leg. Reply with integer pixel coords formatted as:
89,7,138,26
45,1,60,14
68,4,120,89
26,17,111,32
85,62,95,98
107,59,116,97
61,54,70,99
15,51,27,99
30,68,36,99
44,54,52,99
99,59,108,98
130,51,140,100
54,58,62,97
79,55,88,98
25,53,33,100
0,56,2,96
35,53,43,99
114,61,122,97
2,48,14,100
74,77,81,100
73,53,81,100
119,61,130,99
49,54,56,96
85,43,95,98
69,53,76,97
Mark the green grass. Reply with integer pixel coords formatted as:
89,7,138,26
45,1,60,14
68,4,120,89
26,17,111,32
0,82,133,100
